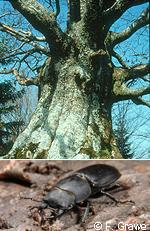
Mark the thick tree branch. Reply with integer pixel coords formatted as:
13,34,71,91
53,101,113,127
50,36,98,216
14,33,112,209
131,97,150,107
7,0,68,54
80,0,87,19
103,0,149,28
110,8,149,47
113,64,150,107
67,0,80,28
129,86,150,97
113,81,150,106
0,68,39,86
78,0,104,46
126,64,150,81
113,64,150,82
81,0,102,29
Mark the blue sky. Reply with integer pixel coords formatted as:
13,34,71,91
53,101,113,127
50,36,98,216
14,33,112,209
110,3,149,158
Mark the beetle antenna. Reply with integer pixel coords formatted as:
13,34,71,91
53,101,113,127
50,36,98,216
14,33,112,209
19,195,42,203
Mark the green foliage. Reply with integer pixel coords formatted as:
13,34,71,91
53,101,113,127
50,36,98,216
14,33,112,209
0,80,24,156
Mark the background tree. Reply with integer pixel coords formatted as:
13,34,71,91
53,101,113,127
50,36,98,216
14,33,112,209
0,0,149,159
0,80,24,155
0,38,33,156
113,102,133,159
113,101,150,159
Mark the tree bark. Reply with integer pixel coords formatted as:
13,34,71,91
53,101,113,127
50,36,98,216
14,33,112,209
7,53,121,159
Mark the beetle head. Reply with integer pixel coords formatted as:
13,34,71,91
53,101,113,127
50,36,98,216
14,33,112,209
43,187,75,210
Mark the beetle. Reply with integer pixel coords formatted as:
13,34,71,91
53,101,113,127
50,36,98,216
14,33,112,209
31,164,122,221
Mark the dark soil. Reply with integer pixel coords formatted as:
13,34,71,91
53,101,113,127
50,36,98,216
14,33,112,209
0,160,150,231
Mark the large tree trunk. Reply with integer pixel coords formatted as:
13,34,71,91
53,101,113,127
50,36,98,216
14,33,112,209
7,80,120,159
7,40,121,159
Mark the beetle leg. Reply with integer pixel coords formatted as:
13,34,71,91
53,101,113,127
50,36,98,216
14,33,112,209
100,190,120,204
81,201,90,223
106,183,121,191
101,190,134,205
49,208,66,220
57,209,66,217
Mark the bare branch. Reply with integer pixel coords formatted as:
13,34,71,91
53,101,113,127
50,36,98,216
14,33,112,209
3,48,36,63
55,0,60,18
110,8,149,47
0,21,45,42
125,64,149,81
141,76,150,82
19,48,39,63
112,50,129,69
7,0,68,54
131,97,150,107
0,22,50,55
18,30,46,42
0,12,10,18
103,0,149,28
0,68,39,86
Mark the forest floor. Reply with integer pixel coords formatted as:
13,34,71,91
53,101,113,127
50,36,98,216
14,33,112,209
0,160,150,231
